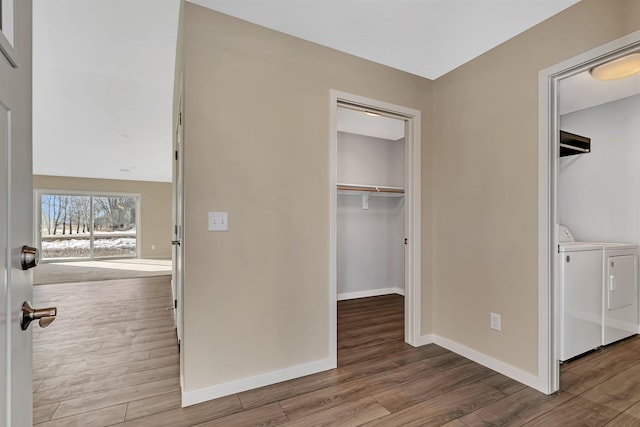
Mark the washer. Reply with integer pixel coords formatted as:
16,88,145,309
558,240,603,362
558,225,639,361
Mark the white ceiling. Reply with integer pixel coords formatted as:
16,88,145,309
33,0,180,182
559,71,640,115
35,0,635,181
189,0,581,80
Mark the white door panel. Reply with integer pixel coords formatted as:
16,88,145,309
0,0,34,425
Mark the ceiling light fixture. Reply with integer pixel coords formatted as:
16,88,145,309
590,52,640,81
363,111,381,117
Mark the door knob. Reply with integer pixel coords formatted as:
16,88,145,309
171,240,180,246
20,301,57,330
20,245,39,270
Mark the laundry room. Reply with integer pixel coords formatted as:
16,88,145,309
557,61,640,362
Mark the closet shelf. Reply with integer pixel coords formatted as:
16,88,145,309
337,183,405,197
560,130,591,157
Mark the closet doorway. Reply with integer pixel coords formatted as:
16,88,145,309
329,90,422,365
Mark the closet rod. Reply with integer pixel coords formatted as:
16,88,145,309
559,143,589,153
337,184,405,194
337,101,411,121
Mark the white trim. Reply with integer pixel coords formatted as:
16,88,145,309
433,335,544,392
328,92,338,371
407,105,422,348
538,29,640,395
181,358,334,407
413,333,435,347
537,64,555,396
337,287,404,301
329,90,422,353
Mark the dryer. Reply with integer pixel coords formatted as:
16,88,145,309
602,243,638,345
558,225,639,361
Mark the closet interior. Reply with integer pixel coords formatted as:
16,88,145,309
336,106,406,303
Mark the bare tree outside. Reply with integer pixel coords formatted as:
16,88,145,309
40,193,138,260
93,196,137,257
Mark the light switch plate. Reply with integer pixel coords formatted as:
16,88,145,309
490,312,501,331
208,211,228,231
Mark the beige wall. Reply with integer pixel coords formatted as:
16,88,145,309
183,4,433,392
33,175,172,259
183,0,640,397
432,0,640,374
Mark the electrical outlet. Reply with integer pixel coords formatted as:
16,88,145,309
490,312,501,331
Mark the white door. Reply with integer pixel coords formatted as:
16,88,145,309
0,0,35,425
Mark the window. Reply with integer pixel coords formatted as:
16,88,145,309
37,191,140,261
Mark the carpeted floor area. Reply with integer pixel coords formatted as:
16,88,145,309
33,259,172,285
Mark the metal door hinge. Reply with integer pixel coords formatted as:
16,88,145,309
174,299,177,309
404,238,408,245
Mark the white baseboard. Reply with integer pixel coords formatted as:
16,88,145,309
181,358,335,407
432,335,544,393
182,334,545,408
337,287,405,301
412,333,435,347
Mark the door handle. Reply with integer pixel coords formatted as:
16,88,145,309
20,301,57,330
21,245,39,270
171,240,181,246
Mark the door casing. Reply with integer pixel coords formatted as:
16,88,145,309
172,74,185,388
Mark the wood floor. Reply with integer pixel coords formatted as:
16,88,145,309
33,280,640,426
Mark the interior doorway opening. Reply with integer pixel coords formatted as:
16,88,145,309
329,90,422,367
335,104,407,366
539,31,640,394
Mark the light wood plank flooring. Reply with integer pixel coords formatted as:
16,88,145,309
33,281,640,426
